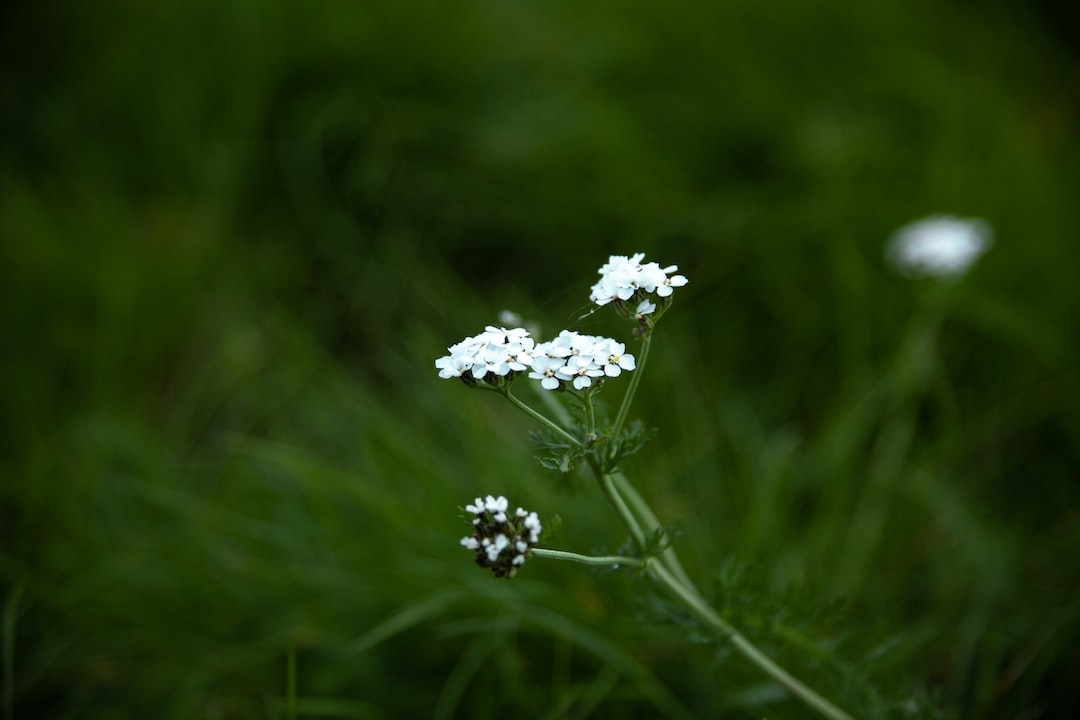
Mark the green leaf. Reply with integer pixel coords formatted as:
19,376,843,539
643,518,682,558
604,420,657,470
531,428,585,474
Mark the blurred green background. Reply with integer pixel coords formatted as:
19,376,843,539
3,0,1079,717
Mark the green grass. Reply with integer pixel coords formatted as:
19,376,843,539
2,0,1080,717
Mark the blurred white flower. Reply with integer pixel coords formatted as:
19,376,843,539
887,215,992,279
498,309,542,339
498,309,524,327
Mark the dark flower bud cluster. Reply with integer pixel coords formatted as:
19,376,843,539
460,495,542,579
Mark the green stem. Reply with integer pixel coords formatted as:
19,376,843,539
583,388,597,441
591,459,648,551
609,331,652,447
532,548,645,568
647,562,854,720
533,383,573,427
504,388,581,448
591,465,852,719
608,471,695,589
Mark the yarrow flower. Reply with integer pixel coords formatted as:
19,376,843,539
460,495,542,579
527,330,636,391
437,326,636,392
589,252,688,307
887,214,992,280
435,326,537,385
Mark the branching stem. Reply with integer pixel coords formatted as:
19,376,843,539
480,309,853,719
646,562,854,720
590,450,852,719
504,388,581,448
609,331,651,447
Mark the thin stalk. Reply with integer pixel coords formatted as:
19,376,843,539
505,388,581,448
608,471,695,589
609,331,651,446
533,383,573,427
593,468,851,719
532,548,645,569
648,562,854,720
583,388,597,441
591,459,647,550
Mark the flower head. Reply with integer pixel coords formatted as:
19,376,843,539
887,215,992,280
526,330,636,391
590,253,689,307
435,326,537,386
460,495,542,579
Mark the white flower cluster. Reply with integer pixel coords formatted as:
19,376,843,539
590,253,688,307
435,327,635,391
529,330,636,390
887,215,992,280
460,495,542,579
435,326,536,381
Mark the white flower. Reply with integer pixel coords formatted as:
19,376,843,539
486,533,510,561
522,512,541,542
461,495,542,579
600,339,636,377
590,252,689,306
635,299,656,318
656,265,688,297
528,355,563,390
526,330,636,391
547,329,592,358
483,494,508,522
887,215,992,279
435,326,537,384
557,355,604,389
435,353,471,379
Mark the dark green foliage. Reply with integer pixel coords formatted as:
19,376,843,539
2,0,1080,718
532,429,586,477
642,520,682,561
604,420,658,473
